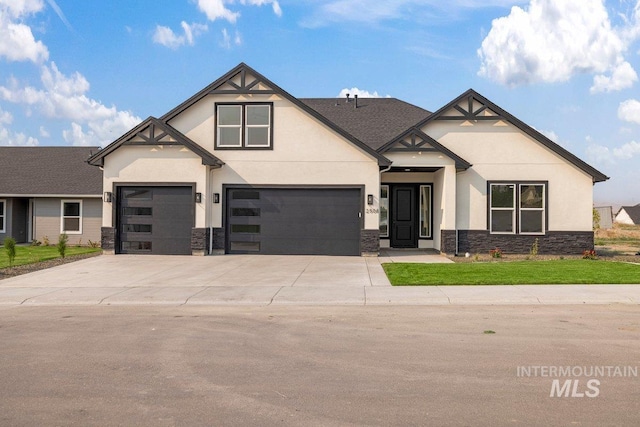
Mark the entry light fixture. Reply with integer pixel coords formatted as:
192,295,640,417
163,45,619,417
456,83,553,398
103,192,112,203
195,192,202,203
367,194,374,205
213,193,220,204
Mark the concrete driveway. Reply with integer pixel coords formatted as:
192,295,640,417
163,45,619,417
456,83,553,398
1,254,640,306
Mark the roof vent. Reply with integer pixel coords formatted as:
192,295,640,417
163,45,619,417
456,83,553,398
346,93,350,103
354,94,358,109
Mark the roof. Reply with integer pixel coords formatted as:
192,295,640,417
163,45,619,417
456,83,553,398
300,98,431,151
618,204,640,224
415,89,609,183
0,146,102,196
88,117,224,168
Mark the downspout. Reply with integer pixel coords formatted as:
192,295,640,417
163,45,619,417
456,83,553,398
208,167,214,255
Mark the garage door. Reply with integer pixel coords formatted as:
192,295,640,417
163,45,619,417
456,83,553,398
117,186,193,255
226,188,361,256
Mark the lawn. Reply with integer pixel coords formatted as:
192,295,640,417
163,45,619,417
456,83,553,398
0,245,102,269
383,260,640,286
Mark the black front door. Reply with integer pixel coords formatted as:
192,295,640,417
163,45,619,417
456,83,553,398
391,186,417,248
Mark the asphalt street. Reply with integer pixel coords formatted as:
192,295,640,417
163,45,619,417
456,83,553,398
0,304,638,426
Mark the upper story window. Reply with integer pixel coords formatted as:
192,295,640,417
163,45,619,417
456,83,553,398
489,182,546,235
216,103,272,149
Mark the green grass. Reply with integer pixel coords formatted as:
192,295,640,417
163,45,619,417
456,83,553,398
595,237,640,246
383,260,640,286
0,245,101,269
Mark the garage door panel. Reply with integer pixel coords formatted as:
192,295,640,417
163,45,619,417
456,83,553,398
118,186,193,255
227,188,361,256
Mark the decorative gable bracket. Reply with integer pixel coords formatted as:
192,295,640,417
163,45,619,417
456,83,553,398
436,94,504,121
208,68,276,95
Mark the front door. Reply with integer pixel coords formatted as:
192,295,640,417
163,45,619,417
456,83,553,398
391,186,417,248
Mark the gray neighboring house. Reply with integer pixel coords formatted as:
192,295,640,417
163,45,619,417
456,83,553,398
594,206,613,229
0,147,102,245
615,204,640,225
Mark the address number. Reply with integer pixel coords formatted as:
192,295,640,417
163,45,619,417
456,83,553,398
366,208,379,214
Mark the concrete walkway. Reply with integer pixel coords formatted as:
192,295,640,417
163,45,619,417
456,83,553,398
1,254,639,306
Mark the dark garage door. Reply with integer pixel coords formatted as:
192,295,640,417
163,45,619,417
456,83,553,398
226,188,361,256
117,186,193,255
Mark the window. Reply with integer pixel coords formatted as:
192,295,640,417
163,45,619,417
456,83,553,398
61,200,82,234
419,185,432,238
0,200,5,233
379,185,389,237
489,183,546,235
216,104,272,148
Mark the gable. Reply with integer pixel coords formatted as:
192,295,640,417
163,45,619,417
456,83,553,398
87,117,224,167
416,89,608,183
378,128,471,170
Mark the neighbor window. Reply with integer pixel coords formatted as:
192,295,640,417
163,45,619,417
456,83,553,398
61,200,82,234
379,185,389,237
489,182,546,235
216,103,272,148
0,200,5,233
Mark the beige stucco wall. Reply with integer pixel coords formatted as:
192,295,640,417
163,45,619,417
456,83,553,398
101,146,208,227
33,197,101,245
169,94,381,230
423,120,594,231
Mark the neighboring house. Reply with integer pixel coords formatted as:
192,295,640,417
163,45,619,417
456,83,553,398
594,206,613,229
615,204,640,225
0,147,102,246
88,63,608,256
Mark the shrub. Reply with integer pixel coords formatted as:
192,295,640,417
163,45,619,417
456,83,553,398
530,238,539,257
490,248,503,258
582,250,598,260
87,240,101,248
42,235,50,246
57,234,68,259
4,237,16,267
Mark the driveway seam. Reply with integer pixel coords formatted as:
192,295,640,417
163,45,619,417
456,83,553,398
290,258,315,287
20,287,70,305
98,287,138,305
181,287,210,306
268,287,283,305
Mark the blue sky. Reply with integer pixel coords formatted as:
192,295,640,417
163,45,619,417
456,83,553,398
1,0,639,206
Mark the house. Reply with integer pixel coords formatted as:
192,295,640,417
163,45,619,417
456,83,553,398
88,63,608,256
0,147,102,246
615,204,640,225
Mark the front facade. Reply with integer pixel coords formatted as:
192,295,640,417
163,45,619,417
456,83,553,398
89,63,607,256
0,147,102,246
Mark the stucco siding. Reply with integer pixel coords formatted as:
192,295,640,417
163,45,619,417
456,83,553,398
423,120,594,232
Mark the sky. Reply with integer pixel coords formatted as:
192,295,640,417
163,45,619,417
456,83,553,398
1,0,639,207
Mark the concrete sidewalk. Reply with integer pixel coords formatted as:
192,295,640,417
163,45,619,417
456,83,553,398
1,255,639,306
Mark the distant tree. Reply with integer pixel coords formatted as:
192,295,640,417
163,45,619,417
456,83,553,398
593,208,601,231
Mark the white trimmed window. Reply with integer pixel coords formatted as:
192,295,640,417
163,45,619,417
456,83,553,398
61,200,82,234
419,185,432,238
489,183,546,235
379,185,389,237
0,200,5,233
216,104,272,148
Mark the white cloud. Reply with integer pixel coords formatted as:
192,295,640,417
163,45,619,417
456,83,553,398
590,60,638,93
39,125,49,137
195,0,282,23
618,98,640,124
587,140,640,166
0,124,39,146
153,21,208,49
0,63,140,146
478,0,637,93
220,28,242,48
197,0,240,23
0,107,12,124
337,87,390,98
0,0,49,63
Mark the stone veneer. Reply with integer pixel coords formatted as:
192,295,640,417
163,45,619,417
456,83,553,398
441,230,594,255
360,229,380,255
101,227,115,254
191,228,210,256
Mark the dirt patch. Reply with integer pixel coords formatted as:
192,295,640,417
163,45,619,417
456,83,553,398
0,252,102,280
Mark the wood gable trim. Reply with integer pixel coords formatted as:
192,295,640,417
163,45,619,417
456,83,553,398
378,127,471,171
415,89,609,183
87,117,224,168
159,63,391,167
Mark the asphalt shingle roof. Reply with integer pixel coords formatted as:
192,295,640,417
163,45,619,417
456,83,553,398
300,98,431,151
0,147,102,195
619,204,640,224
